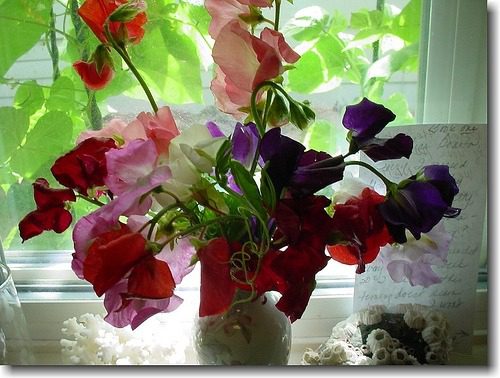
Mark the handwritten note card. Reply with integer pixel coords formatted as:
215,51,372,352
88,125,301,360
353,124,487,353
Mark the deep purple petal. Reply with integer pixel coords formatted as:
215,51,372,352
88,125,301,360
290,151,345,196
378,182,449,242
342,98,396,139
420,165,460,206
260,128,305,197
231,122,260,168
359,133,413,162
206,121,225,137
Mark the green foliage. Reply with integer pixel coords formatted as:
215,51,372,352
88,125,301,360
129,0,206,104
0,0,52,77
0,107,30,164
9,111,73,178
0,0,419,249
14,81,45,116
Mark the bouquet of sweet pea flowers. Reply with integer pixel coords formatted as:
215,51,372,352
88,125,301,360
18,0,461,330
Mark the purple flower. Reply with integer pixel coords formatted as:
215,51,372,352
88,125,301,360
260,128,345,197
231,122,260,168
342,97,413,161
206,121,225,137
378,165,460,243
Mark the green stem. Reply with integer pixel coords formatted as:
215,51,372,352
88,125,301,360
70,0,102,130
158,215,246,249
76,194,106,207
344,160,395,188
0,15,78,44
47,6,60,81
274,0,282,31
372,0,385,62
103,25,159,113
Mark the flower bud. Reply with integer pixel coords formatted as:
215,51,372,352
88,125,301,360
109,1,147,23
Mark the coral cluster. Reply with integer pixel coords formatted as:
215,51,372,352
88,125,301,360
60,313,188,365
301,304,452,365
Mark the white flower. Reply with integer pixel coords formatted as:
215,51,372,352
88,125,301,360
378,221,451,287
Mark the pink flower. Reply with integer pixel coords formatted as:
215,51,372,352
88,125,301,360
205,0,272,39
124,106,179,155
76,118,127,145
77,106,179,156
206,0,249,39
104,139,159,195
212,21,299,117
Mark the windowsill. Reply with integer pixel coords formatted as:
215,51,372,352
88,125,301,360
13,287,487,366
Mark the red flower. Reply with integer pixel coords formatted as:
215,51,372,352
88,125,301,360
51,137,118,196
126,255,175,300
78,0,147,45
73,59,114,90
18,178,76,242
240,196,333,322
83,224,149,296
327,187,393,273
197,237,237,317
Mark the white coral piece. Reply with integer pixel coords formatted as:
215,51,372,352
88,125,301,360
403,309,426,330
318,341,350,365
60,313,188,365
371,347,391,365
301,348,320,365
421,325,444,345
366,328,392,352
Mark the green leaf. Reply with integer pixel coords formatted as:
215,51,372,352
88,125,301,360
315,35,345,80
10,111,73,178
14,80,45,116
229,161,266,219
46,76,76,112
345,28,386,50
285,6,329,42
0,0,52,76
259,166,276,212
381,93,415,125
350,9,383,29
366,43,419,80
303,119,337,154
0,107,29,163
129,4,203,104
287,51,324,93
391,0,421,43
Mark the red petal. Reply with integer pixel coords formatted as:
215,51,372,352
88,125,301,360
326,244,359,265
83,225,148,296
197,238,237,317
19,207,73,242
78,0,147,44
73,60,114,90
51,137,117,195
33,178,76,210
127,256,175,299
